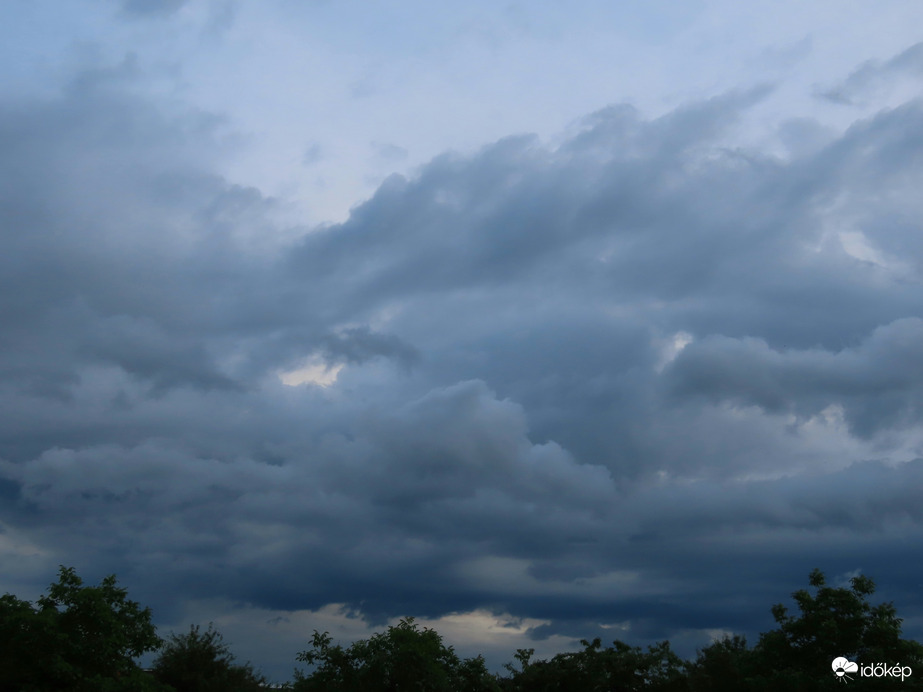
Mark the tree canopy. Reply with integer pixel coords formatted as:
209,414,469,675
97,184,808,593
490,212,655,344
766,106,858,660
686,568,923,691
748,568,923,690
0,566,163,691
293,616,499,692
151,623,267,692
2,566,922,690
500,638,687,691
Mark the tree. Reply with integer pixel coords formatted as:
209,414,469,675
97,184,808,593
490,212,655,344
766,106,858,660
0,591,54,692
151,623,268,692
501,638,688,691
0,566,165,691
748,568,923,690
293,616,501,692
685,634,754,692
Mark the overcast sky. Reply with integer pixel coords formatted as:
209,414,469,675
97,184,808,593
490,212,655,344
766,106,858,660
3,0,923,681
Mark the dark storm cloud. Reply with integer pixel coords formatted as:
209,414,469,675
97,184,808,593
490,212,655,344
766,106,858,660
666,318,923,437
3,45,923,670
319,326,420,369
0,74,328,404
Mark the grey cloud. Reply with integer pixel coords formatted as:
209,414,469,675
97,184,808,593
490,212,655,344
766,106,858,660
0,381,616,620
79,316,246,395
5,49,923,680
119,0,189,19
627,459,923,536
0,69,314,399
666,318,923,438
319,326,420,370
777,117,835,158
818,42,923,104
371,141,409,163
302,143,323,165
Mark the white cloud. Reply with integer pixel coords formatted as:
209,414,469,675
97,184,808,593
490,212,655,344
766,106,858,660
279,358,344,387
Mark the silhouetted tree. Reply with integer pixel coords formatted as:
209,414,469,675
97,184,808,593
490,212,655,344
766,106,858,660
685,634,754,692
7,564,923,690
750,568,923,690
293,616,501,691
0,566,164,691
501,638,687,691
151,622,267,692
684,569,923,691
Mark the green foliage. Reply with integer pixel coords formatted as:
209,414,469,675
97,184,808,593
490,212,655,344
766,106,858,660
501,569,923,691
0,565,165,692
457,653,501,692
500,637,688,691
683,569,923,691
4,565,923,690
289,570,923,690
685,634,754,692
750,568,923,690
151,623,268,692
293,616,501,692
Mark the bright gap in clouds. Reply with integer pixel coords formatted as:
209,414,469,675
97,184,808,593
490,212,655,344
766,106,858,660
167,599,580,676
279,358,344,388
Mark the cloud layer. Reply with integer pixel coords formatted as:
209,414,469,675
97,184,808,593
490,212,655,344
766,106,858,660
3,32,923,679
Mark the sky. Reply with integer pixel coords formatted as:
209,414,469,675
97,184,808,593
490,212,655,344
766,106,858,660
3,0,923,681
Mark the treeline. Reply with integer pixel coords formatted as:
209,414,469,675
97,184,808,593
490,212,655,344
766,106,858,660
2,567,922,690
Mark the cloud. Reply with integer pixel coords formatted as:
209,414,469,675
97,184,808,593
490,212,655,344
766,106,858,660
319,326,420,370
371,141,409,163
4,42,923,679
665,318,923,438
302,143,323,166
818,42,923,105
119,0,189,19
